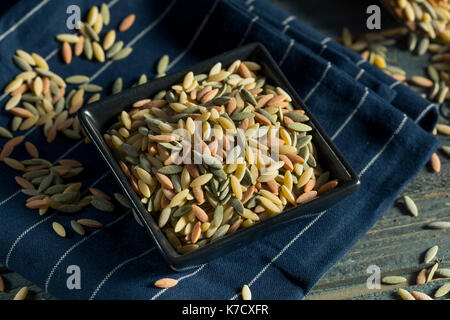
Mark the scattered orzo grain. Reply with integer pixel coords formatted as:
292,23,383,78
118,14,136,32
154,278,178,288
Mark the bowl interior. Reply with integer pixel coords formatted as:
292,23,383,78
79,42,359,268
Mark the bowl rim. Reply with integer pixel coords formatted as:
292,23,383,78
79,42,360,269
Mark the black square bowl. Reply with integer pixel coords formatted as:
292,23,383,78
79,43,360,271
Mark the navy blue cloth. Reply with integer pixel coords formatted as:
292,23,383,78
0,0,439,299
0,1,17,17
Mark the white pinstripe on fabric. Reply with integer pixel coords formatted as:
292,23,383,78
415,103,437,123
278,38,294,67
90,248,156,300
359,113,408,177
56,139,84,161
0,190,21,208
390,80,401,89
331,87,369,140
43,47,58,61
86,172,110,191
303,62,331,103
0,0,51,42
320,37,331,45
318,44,327,57
5,213,56,267
356,59,366,66
355,69,365,81
166,0,220,71
107,0,120,8
172,263,206,272
237,15,259,48
0,92,8,103
281,15,295,26
44,212,130,292
282,24,290,34
318,37,331,57
23,124,38,136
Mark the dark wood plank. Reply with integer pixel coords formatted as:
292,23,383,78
307,278,449,300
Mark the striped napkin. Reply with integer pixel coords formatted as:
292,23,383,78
0,0,439,299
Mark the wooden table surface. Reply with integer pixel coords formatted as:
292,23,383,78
0,0,449,300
